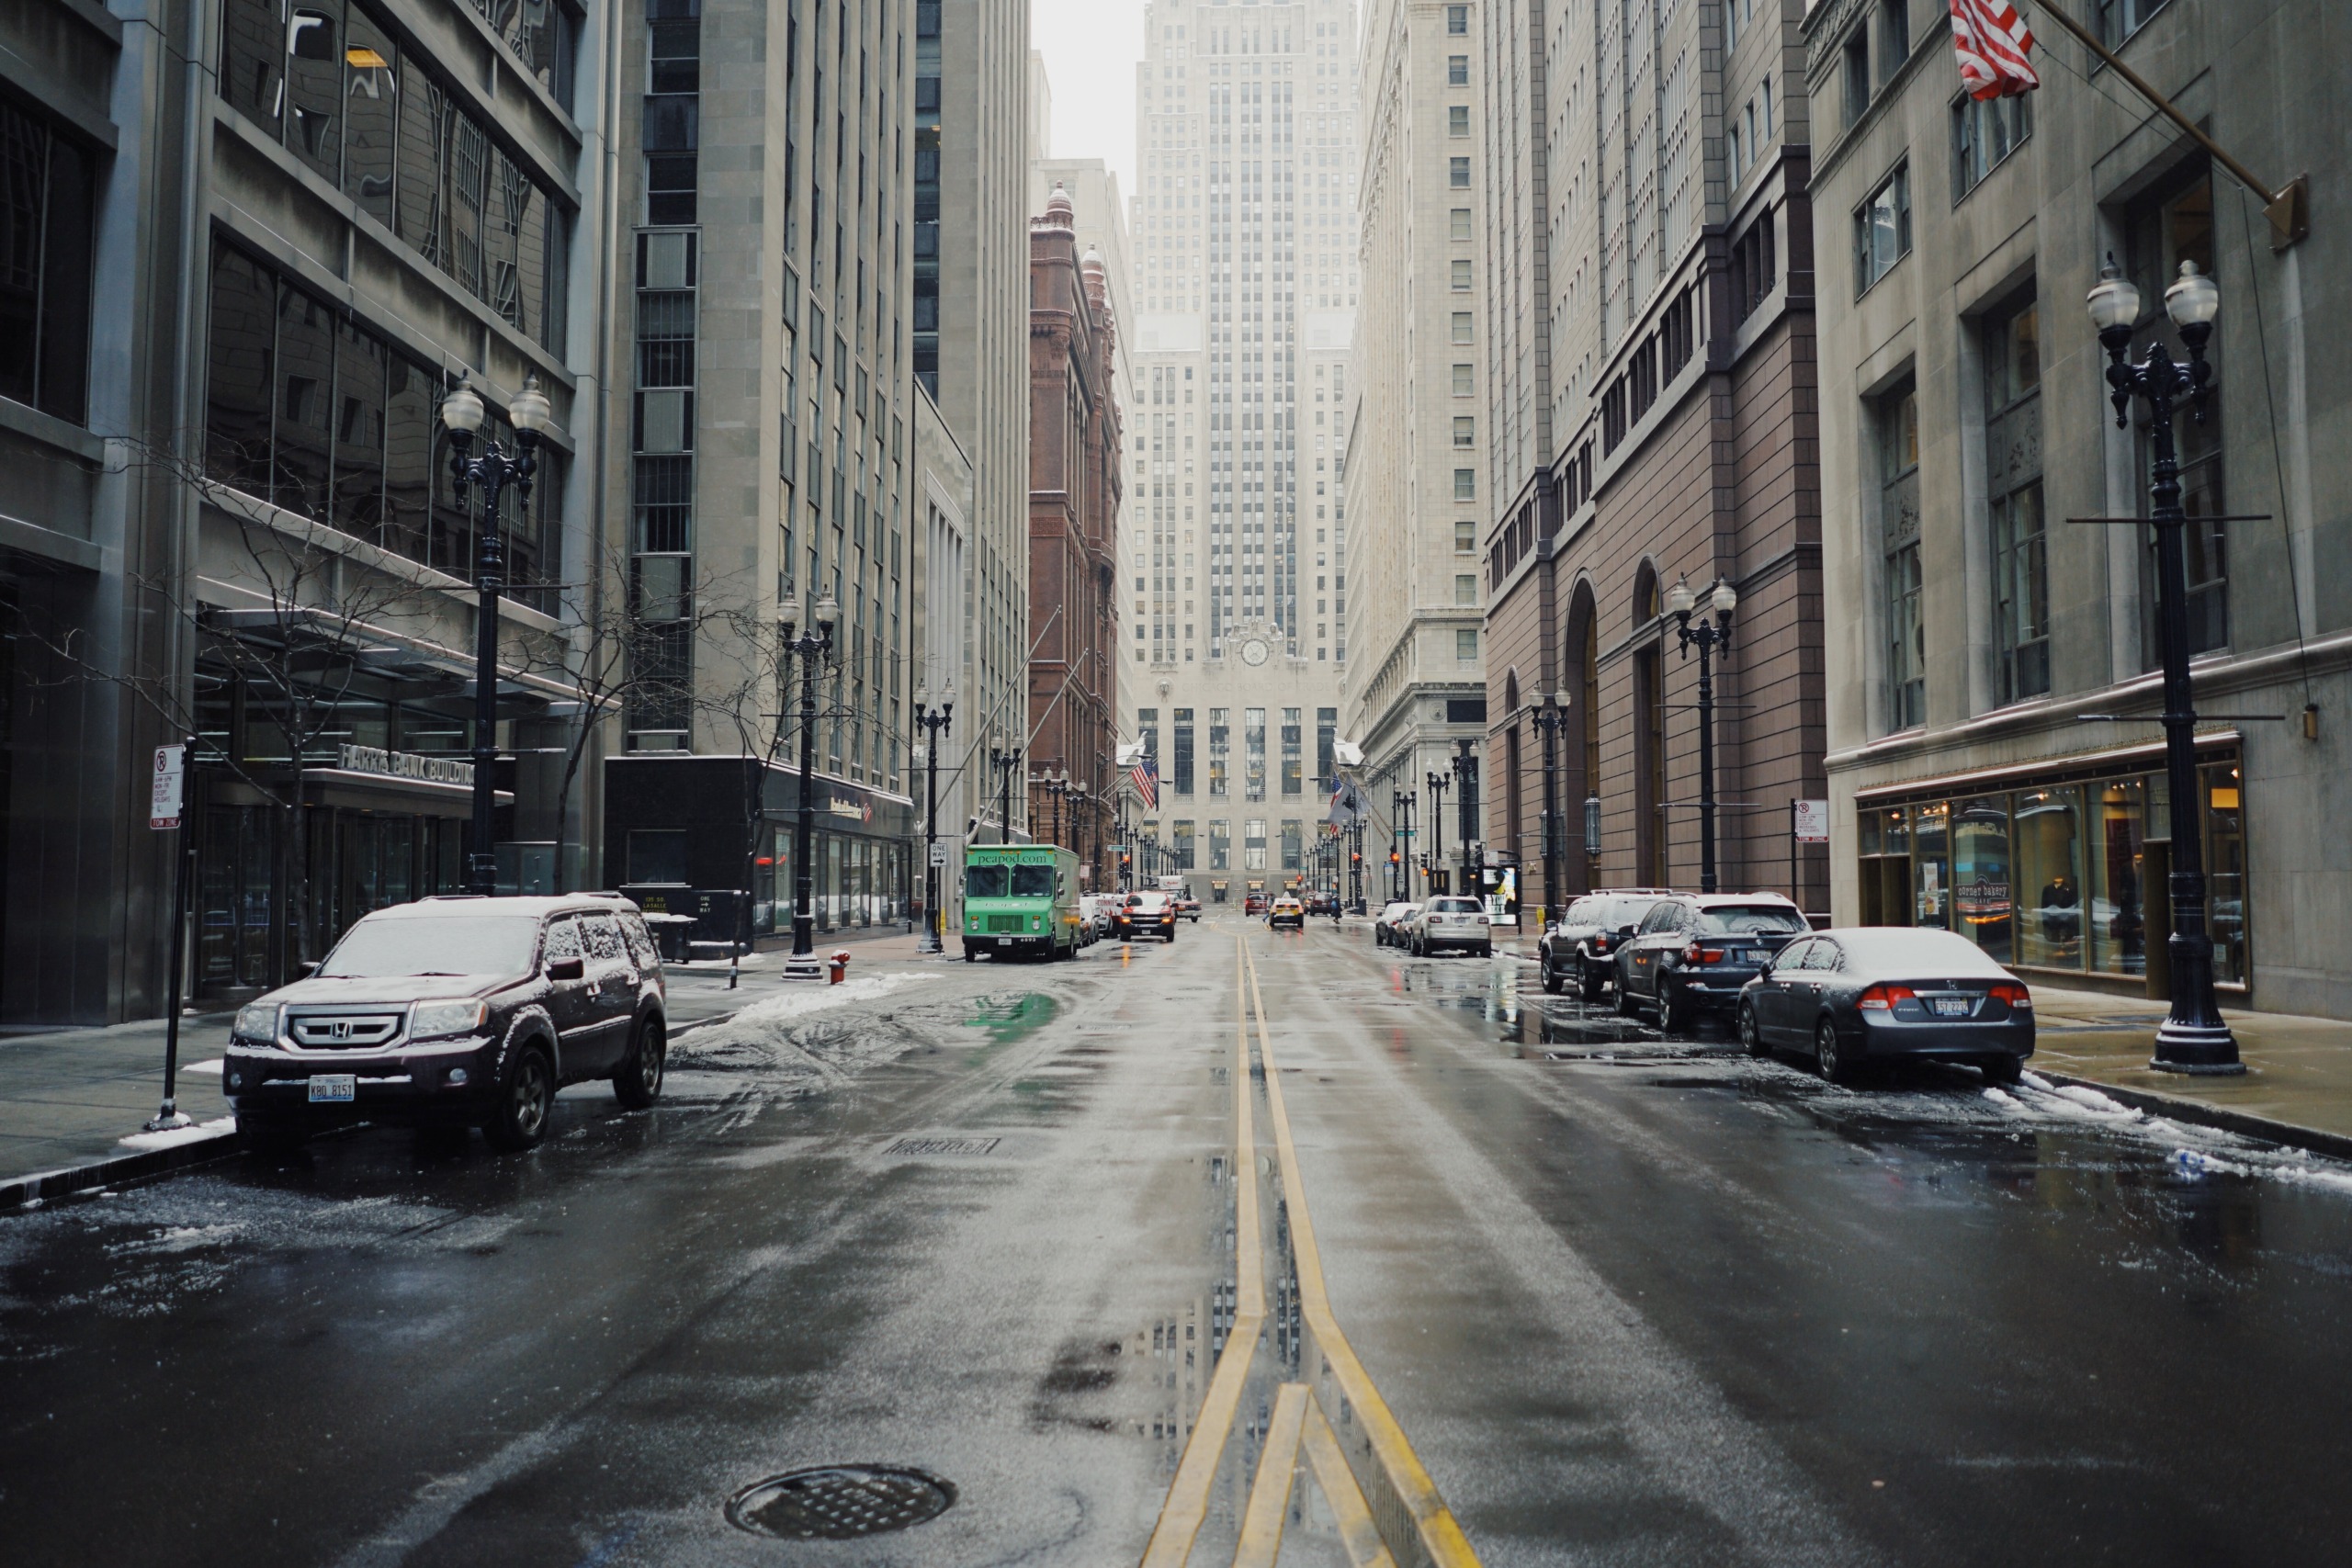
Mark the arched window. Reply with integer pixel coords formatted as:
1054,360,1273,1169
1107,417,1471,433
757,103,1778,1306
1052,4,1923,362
1566,581,1600,894
1631,562,1668,886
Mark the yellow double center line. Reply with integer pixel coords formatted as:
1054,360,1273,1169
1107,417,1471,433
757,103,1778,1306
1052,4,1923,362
1141,935,1479,1568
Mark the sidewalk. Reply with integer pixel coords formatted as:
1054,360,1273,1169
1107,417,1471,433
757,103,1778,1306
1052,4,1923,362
2027,987,2352,1156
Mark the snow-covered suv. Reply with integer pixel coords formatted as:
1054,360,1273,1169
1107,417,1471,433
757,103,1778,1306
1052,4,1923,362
222,896,669,1153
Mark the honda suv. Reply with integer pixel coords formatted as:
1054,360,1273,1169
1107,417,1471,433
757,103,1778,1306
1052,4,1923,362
1538,889,1673,999
222,896,669,1153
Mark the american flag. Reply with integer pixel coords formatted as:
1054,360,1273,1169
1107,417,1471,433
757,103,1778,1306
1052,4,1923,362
1130,750,1159,810
1950,0,2038,101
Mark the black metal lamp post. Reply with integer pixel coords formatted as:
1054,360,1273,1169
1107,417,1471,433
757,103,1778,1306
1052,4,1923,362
781,596,841,964
990,742,1023,844
1424,769,1450,894
1667,576,1736,895
914,688,954,955
1069,781,1091,878
1453,738,1480,896
1584,794,1603,881
1532,693,1567,924
2088,254,2242,1073
439,375,553,896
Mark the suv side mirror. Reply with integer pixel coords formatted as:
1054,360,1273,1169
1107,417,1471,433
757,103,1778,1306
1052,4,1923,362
298,960,320,976
547,956,585,981
1618,924,1637,938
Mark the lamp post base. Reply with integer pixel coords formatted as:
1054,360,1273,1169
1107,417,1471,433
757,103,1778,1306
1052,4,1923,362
2151,1019,2246,1075
781,955,830,983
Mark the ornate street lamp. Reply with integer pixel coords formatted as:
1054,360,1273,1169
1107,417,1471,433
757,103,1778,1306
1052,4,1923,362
781,595,840,968
914,687,954,954
1424,768,1450,894
2088,254,2242,1074
1668,575,1736,894
990,741,1023,844
1452,737,1480,896
1532,692,1568,925
440,374,553,895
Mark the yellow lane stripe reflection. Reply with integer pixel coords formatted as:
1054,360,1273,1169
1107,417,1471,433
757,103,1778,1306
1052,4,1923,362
1231,1382,1310,1568
1301,1399,1400,1568
1244,938,1482,1568
1139,935,1267,1568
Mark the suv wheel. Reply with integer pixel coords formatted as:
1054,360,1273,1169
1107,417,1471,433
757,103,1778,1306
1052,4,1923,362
1578,961,1607,1003
1540,956,1565,995
484,1043,556,1152
1661,981,1696,1034
1613,976,1638,1017
614,1018,666,1110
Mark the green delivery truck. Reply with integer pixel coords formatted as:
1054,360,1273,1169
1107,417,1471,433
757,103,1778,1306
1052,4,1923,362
961,842,1083,962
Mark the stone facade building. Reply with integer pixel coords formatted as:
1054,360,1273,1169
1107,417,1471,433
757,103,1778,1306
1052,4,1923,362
1478,0,1826,919
1120,0,1359,895
1346,0,1491,896
600,0,924,939
1027,188,1123,883
1806,0,2352,1019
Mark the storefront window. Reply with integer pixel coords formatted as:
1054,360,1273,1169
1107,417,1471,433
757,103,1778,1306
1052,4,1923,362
2205,761,2245,985
2013,787,2084,969
2087,778,2149,976
1952,795,2013,961
1912,802,1949,930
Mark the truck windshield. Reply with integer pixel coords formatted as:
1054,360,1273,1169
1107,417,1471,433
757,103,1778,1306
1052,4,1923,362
966,864,1009,899
1011,864,1057,897
317,916,540,979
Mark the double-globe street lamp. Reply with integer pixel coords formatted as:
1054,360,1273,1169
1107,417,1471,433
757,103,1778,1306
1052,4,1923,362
2086,254,2242,1074
439,375,554,895
1532,692,1568,924
1031,767,1069,846
1423,769,1450,895
989,742,1023,844
1453,738,1480,897
780,596,842,966
914,689,954,954
1667,576,1736,895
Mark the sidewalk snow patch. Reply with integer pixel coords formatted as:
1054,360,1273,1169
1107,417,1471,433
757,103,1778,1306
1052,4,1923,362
114,1116,238,1153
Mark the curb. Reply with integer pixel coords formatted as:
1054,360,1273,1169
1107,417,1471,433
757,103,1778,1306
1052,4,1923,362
0,1128,243,1215
2037,1069,2352,1164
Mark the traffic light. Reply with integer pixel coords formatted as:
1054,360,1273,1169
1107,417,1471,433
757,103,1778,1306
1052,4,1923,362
1388,850,1400,866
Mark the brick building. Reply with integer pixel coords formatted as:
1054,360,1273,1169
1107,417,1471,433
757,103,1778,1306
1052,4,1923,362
1027,187,1125,882
1479,0,1827,917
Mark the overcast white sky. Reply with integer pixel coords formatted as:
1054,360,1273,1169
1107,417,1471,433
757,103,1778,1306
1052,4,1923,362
1030,0,1146,197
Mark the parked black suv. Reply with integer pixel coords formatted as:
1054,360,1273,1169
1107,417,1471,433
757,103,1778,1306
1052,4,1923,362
223,896,669,1152
1537,889,1673,999
1612,893,1809,1032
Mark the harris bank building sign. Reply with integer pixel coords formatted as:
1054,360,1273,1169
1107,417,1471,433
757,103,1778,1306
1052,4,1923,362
338,745,476,788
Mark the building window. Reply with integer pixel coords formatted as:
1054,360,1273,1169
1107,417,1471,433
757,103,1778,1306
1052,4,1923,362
1985,297,2048,704
1879,382,1924,730
1281,819,1303,871
1731,214,1775,324
2098,0,2174,45
1448,55,1469,86
1451,310,1474,344
1451,258,1472,290
1209,706,1229,795
1451,208,1472,241
1244,818,1267,871
1454,519,1476,552
1210,818,1231,869
0,92,95,423
1843,30,1871,129
1174,819,1196,869
2131,164,2227,660
1453,415,1475,447
1245,707,1266,800
1453,467,1476,501
1878,0,1911,82
1853,161,1911,295
1455,627,1479,661
1453,363,1475,396
1449,156,1471,188
1317,707,1338,792
1446,5,1468,35
1448,105,1470,137
1952,90,2030,199
1173,706,1196,794
1454,573,1476,606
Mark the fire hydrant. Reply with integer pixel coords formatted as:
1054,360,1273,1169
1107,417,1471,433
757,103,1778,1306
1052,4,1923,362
828,950,851,985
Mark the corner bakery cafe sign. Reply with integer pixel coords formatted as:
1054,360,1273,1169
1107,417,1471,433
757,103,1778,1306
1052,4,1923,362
339,744,474,788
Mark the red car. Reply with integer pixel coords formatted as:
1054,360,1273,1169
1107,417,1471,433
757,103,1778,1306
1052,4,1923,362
1243,892,1268,916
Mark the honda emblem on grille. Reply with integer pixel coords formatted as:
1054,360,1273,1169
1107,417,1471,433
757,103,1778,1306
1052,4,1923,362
330,1021,354,1040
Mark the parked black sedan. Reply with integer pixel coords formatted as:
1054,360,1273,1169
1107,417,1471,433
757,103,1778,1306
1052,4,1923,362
1613,893,1810,1032
1537,889,1671,999
1736,927,2034,1085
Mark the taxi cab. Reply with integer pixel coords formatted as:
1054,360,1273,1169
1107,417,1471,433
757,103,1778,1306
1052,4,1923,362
1269,895,1306,931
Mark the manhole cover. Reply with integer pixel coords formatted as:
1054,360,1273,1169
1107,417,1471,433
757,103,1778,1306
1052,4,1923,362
727,1465,957,1540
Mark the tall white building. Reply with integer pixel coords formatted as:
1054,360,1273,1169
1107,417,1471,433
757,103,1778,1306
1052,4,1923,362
1122,0,1359,897
1345,0,1489,877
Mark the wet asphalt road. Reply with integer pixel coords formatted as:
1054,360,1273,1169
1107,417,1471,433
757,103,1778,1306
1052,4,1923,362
6,916,2352,1565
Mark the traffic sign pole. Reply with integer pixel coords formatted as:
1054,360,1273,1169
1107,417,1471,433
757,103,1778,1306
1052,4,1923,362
147,740,197,1133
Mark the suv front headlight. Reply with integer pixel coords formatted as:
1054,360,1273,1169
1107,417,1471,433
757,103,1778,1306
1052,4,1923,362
232,1001,279,1043
411,998,490,1040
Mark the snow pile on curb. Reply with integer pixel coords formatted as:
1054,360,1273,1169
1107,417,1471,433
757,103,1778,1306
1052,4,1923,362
675,971,935,1054
114,1117,238,1153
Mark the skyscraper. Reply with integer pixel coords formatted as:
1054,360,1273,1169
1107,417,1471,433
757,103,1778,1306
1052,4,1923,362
1122,0,1359,901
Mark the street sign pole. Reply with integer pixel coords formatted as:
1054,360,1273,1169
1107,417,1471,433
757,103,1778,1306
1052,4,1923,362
147,739,196,1133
